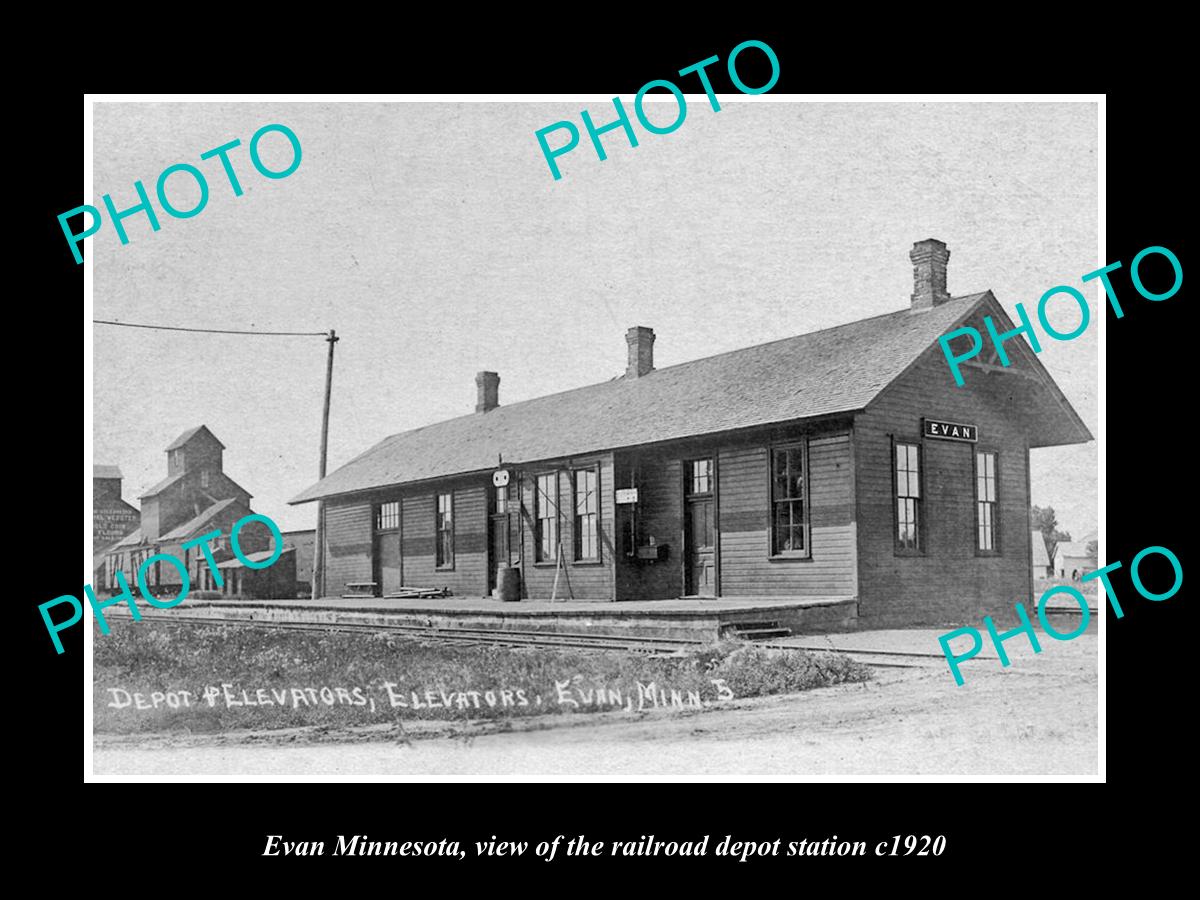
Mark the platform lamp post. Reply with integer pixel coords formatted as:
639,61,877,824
312,329,339,600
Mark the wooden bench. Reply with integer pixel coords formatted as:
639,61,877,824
341,581,378,598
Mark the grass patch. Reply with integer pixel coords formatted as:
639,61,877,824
94,619,870,735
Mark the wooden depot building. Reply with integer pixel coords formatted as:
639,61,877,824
290,239,1092,626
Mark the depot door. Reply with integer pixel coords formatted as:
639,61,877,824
374,534,401,596
684,458,716,597
373,501,402,597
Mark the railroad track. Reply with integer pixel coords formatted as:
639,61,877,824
765,642,947,669
102,611,941,667
102,610,700,656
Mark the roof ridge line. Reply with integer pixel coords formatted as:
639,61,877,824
367,294,988,448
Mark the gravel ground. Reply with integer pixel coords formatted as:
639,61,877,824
93,631,1098,778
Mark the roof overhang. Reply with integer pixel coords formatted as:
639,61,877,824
874,292,1094,448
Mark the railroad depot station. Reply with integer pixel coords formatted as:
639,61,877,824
288,239,1092,633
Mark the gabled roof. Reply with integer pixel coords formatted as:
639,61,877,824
158,497,243,542
1055,541,1095,559
139,471,185,499
1031,530,1051,567
291,292,1092,504
94,465,122,480
138,469,253,501
165,424,225,452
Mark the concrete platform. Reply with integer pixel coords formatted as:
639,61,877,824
186,595,859,643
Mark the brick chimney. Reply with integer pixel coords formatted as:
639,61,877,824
475,371,500,412
626,326,655,379
910,238,951,309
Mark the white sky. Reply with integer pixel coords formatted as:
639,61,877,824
92,100,1098,539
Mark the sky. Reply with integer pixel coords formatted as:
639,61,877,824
92,100,1098,540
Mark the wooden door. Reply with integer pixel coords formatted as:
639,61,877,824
684,458,716,597
374,533,402,596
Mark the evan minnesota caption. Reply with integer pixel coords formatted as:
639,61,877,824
264,835,466,858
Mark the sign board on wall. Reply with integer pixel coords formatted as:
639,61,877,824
923,418,978,442
94,504,139,551
615,488,639,504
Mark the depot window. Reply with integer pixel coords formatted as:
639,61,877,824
771,444,809,557
376,500,400,532
574,467,599,562
436,492,454,569
894,440,922,554
536,474,558,562
975,451,999,554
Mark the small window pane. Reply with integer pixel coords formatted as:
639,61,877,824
974,452,998,553
770,445,809,555
377,501,400,531
436,492,453,567
537,474,558,561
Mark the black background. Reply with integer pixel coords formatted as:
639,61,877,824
21,26,1188,886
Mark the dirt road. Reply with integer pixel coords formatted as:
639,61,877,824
93,632,1097,778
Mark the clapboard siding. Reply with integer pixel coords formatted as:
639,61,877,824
324,497,372,595
855,347,1032,626
613,428,856,600
517,455,616,601
400,483,488,597
718,434,857,597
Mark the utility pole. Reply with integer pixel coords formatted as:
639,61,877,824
312,328,339,599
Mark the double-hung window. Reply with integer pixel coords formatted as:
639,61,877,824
975,451,999,553
436,493,454,569
770,444,809,556
895,441,922,553
535,474,558,562
574,468,599,561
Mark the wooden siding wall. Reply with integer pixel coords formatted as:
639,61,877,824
515,455,616,601
320,462,614,600
324,497,372,595
613,427,857,601
719,434,857,597
323,482,489,598
400,484,488,597
855,349,1033,626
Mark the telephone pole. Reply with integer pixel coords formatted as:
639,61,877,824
312,328,339,599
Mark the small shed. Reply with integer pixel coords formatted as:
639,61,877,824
216,547,297,599
1031,530,1052,577
1054,541,1097,579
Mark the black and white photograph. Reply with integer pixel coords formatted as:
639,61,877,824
82,94,1101,781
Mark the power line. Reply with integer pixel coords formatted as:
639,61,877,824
92,319,329,337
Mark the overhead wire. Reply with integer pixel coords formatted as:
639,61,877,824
92,319,329,337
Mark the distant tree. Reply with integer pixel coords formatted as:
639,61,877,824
1086,539,1098,558
1031,505,1072,560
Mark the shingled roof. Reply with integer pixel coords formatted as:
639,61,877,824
297,293,1021,503
159,497,245,542
139,471,185,499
